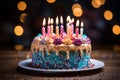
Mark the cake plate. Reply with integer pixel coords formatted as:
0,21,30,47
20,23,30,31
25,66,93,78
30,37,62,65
18,59,104,72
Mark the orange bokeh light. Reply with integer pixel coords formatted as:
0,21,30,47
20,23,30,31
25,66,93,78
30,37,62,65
19,13,27,23
100,0,105,5
14,44,24,51
91,0,101,8
73,7,83,17
14,25,24,36
17,1,27,11
72,4,81,10
112,25,120,35
104,10,113,20
47,0,56,3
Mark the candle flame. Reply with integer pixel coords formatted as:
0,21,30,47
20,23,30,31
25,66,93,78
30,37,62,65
42,18,46,26
76,20,79,27
81,21,84,27
60,16,63,24
51,18,54,24
69,19,72,24
71,18,74,23
48,17,50,24
66,16,70,22
56,16,59,24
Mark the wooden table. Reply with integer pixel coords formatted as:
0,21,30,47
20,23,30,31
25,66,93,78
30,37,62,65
0,48,120,80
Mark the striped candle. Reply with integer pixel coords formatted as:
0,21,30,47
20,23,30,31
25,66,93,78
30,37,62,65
56,16,59,35
66,16,70,36
60,25,64,38
71,18,74,34
50,18,54,37
42,18,46,37
47,17,50,36
60,16,64,38
75,27,79,37
67,23,70,36
75,20,79,37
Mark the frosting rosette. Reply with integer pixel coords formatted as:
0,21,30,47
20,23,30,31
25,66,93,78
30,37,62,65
62,38,73,45
53,38,62,45
46,38,54,44
82,37,91,44
73,39,82,46
40,38,46,45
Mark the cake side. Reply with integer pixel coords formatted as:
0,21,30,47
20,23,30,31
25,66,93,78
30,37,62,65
30,34,93,69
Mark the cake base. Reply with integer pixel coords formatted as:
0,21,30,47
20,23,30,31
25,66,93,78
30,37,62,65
18,59,104,72
31,51,91,69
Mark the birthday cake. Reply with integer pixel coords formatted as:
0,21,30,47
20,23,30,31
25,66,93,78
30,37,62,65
30,16,94,69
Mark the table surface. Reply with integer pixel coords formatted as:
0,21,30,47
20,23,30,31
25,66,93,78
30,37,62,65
0,47,120,80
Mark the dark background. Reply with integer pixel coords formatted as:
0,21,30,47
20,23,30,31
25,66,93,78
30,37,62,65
0,0,120,49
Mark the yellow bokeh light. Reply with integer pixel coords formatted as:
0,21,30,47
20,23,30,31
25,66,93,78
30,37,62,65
112,25,120,35
47,0,56,3
14,44,24,51
17,1,27,11
72,3,81,10
14,25,24,36
104,10,113,20
91,0,101,8
73,7,83,17
19,13,27,23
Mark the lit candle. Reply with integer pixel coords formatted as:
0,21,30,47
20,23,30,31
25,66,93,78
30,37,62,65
75,20,79,37
56,16,59,35
69,19,72,37
50,18,54,37
47,17,51,37
66,16,70,22
66,16,70,36
42,18,46,37
60,16,64,38
71,18,74,34
80,21,84,36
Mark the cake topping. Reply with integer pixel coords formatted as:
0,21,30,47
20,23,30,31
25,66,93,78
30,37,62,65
46,38,54,44
31,16,92,57
53,38,62,45
40,38,46,45
62,38,72,45
73,39,82,46
82,37,91,44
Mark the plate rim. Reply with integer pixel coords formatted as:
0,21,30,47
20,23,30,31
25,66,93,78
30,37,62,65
18,59,105,72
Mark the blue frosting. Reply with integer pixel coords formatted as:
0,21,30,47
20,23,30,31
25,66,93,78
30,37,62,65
31,51,91,69
82,34,87,38
37,33,42,37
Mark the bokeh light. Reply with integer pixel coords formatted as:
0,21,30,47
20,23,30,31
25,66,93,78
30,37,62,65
17,1,27,11
95,0,102,6
112,25,120,35
104,10,113,21
14,25,24,36
14,44,24,51
73,7,83,17
47,0,56,3
91,0,101,8
100,0,105,5
19,13,27,23
72,4,83,17
113,45,120,51
72,3,81,10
